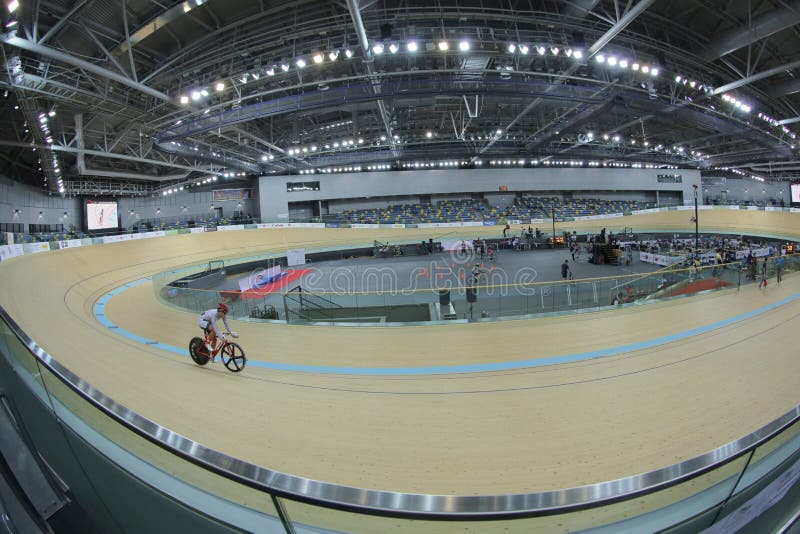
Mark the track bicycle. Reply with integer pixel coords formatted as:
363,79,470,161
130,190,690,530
189,332,247,372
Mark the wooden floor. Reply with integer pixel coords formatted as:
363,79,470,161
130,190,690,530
1,210,799,498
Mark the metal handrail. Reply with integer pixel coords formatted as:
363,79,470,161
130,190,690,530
1,299,799,519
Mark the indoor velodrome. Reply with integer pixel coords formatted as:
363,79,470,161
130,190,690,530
3,1,800,533
2,209,800,532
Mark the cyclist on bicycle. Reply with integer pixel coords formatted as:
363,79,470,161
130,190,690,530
198,303,236,359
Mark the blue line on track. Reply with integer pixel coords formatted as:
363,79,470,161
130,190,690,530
95,278,800,376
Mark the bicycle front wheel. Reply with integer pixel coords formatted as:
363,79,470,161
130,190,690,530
221,342,246,372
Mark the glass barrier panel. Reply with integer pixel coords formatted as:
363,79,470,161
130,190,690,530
746,418,800,478
279,455,751,533
0,320,45,379
34,362,280,520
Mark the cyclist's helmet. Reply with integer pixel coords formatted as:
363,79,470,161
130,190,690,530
217,303,229,314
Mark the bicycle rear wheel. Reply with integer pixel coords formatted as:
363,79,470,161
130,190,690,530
189,337,210,366
221,342,246,372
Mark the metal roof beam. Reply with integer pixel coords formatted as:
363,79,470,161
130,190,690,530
702,1,800,61
712,58,800,95
1,36,175,105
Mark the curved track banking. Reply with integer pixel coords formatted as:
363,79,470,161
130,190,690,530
1,210,799,496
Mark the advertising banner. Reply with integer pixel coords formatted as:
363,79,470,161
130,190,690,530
217,224,246,231
23,242,51,254
257,222,326,229
351,223,380,229
0,244,24,261
57,239,83,249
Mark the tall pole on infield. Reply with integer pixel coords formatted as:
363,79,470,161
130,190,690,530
693,184,699,260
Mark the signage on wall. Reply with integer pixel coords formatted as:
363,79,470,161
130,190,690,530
701,176,726,186
212,188,252,201
657,174,683,183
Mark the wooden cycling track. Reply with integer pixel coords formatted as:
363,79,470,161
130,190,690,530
1,210,798,502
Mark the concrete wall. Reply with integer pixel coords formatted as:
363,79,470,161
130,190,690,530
327,196,422,213
258,168,700,218
118,189,257,227
0,178,81,230
701,177,791,205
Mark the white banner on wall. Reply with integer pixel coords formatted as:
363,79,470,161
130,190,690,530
257,222,326,229
129,231,166,240
57,239,84,249
287,248,306,266
639,251,685,266
189,227,206,233
217,224,245,231
351,223,380,229
573,212,624,221
4,232,13,245
418,221,483,228
102,234,134,243
23,242,51,254
0,244,24,261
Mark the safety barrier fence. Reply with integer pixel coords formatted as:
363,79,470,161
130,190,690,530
152,248,800,326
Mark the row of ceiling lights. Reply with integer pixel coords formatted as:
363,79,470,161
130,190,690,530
170,38,798,147
175,40,593,105
295,158,681,174
717,167,766,182
37,111,64,193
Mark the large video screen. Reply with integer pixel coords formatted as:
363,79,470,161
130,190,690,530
791,183,800,205
85,199,119,230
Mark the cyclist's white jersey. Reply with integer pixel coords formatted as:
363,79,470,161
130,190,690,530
198,309,231,338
